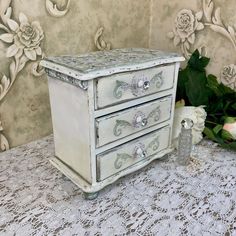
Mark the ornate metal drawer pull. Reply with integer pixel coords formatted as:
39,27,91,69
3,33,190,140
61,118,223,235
113,71,163,99
113,107,161,137
114,137,160,169
143,81,150,90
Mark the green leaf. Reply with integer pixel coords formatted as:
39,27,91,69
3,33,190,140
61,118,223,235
176,68,189,103
177,49,236,152
232,103,236,110
213,124,223,134
227,142,236,150
188,49,210,71
218,140,236,151
224,117,236,124
185,69,212,106
221,130,234,140
203,127,217,141
207,74,222,96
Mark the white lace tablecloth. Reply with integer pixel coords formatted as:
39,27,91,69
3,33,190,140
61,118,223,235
0,135,236,236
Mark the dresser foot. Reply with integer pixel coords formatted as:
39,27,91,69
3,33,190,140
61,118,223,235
83,191,99,200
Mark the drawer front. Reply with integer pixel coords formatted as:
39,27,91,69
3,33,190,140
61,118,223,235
96,96,172,147
96,64,175,109
97,126,170,181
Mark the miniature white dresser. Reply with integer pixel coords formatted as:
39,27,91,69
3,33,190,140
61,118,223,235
41,48,184,199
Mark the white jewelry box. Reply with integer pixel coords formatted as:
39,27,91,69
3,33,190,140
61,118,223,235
41,48,184,199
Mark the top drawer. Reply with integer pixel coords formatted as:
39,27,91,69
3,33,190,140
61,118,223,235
96,64,175,109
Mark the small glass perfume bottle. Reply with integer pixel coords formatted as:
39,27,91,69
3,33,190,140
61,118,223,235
178,118,194,166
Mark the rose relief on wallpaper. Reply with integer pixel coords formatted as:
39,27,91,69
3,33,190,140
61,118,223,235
221,64,236,91
0,0,45,151
0,0,111,152
168,0,236,91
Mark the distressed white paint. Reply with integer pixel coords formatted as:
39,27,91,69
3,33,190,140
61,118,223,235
97,126,170,181
96,64,176,108
40,48,184,81
42,48,184,195
48,78,92,182
96,96,172,147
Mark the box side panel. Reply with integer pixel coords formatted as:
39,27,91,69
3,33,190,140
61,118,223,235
48,78,92,183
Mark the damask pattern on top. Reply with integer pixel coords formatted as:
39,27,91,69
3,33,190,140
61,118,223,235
42,48,183,81
0,135,236,235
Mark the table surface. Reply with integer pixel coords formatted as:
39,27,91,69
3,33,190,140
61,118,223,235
0,135,236,236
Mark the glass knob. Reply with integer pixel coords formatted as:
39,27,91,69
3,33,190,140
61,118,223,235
141,118,148,127
137,80,144,88
135,115,143,124
135,147,146,158
143,81,150,90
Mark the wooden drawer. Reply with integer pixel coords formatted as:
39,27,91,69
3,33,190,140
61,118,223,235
96,96,172,147
96,64,175,109
97,126,170,181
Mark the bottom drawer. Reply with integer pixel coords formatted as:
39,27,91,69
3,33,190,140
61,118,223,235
97,126,170,181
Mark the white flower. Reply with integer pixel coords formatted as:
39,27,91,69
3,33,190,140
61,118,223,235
221,64,236,91
0,13,44,61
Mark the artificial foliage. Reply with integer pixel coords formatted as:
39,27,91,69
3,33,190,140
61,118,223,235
177,50,236,151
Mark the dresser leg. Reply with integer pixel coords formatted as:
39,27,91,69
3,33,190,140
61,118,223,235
83,191,99,200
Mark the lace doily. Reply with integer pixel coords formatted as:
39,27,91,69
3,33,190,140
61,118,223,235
0,136,236,235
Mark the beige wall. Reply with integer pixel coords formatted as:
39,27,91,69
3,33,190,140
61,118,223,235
149,0,236,88
2,0,236,151
0,0,150,151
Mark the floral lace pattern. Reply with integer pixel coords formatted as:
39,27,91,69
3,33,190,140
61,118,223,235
0,136,236,235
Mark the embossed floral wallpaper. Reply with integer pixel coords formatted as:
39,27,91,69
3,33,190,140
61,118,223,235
1,0,236,152
0,0,150,151
149,0,236,90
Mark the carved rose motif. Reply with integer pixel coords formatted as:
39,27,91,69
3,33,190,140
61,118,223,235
5,13,44,60
175,10,195,41
168,1,236,58
168,9,204,58
0,3,45,151
221,64,236,91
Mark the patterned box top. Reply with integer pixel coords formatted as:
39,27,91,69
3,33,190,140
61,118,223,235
40,48,184,81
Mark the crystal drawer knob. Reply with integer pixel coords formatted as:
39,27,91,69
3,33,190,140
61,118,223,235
135,116,148,127
141,118,148,127
135,148,146,158
135,115,143,123
143,81,150,90
137,80,144,88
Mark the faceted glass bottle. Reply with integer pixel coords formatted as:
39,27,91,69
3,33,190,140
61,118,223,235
178,118,194,166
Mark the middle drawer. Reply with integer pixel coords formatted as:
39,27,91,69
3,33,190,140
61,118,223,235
96,96,172,147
